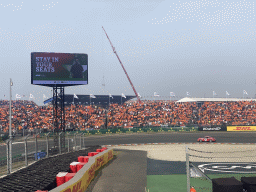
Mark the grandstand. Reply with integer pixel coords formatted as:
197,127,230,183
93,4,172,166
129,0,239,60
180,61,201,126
0,97,256,134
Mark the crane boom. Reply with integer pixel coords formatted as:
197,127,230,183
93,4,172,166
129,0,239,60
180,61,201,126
102,26,141,103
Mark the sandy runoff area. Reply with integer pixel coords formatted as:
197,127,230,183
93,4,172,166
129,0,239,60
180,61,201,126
108,143,256,162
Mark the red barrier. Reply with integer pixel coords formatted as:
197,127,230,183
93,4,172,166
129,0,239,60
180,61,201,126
56,172,68,187
83,156,90,163
96,149,102,152
70,162,80,173
65,173,76,182
78,156,84,162
88,152,94,156
77,162,87,172
35,191,48,192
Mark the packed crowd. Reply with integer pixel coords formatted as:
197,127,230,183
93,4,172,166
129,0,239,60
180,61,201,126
0,99,256,132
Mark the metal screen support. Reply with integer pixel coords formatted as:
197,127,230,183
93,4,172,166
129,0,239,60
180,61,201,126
24,135,29,166
52,86,66,151
186,146,190,192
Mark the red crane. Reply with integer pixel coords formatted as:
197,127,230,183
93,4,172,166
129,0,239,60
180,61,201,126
102,26,142,104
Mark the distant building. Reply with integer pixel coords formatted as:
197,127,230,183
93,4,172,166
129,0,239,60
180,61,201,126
176,97,256,107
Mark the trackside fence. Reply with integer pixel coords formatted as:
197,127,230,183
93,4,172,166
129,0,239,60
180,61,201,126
41,126,198,137
0,127,198,177
0,132,88,177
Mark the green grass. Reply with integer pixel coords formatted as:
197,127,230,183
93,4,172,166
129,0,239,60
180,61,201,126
147,175,188,192
147,174,256,192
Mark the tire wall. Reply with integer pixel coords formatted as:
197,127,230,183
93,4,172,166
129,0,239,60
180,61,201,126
49,149,114,192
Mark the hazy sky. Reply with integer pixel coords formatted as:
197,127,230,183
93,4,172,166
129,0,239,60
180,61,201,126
1,0,256,105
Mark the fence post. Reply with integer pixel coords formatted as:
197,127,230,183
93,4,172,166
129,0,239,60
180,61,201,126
82,133,85,149
46,133,50,158
80,133,82,150
35,133,39,161
66,132,70,153
74,133,77,151
6,139,10,174
59,132,62,154
24,135,30,167
186,146,190,192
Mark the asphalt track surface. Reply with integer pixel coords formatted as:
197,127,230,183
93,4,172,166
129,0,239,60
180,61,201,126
1,132,256,159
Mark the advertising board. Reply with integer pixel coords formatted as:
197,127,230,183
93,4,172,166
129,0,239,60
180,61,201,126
198,126,226,131
59,149,113,192
227,126,256,131
31,52,88,87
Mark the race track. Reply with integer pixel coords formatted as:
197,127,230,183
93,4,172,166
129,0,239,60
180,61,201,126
1,132,256,159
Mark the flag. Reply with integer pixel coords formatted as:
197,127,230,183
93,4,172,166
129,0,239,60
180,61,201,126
213,91,217,96
226,91,230,96
29,94,34,99
138,93,142,98
154,92,160,97
170,92,175,97
109,93,113,98
186,92,190,96
243,90,248,95
74,93,79,99
121,93,126,98
90,94,96,98
16,94,21,99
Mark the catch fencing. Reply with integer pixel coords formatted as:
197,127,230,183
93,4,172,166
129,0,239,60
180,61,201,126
0,127,198,177
0,132,88,177
43,126,198,137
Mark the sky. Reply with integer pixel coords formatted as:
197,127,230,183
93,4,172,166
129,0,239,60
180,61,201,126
0,0,256,105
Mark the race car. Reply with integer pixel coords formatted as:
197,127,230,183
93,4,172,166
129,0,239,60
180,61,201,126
197,136,216,142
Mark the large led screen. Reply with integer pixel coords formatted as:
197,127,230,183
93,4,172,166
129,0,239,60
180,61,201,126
31,52,88,86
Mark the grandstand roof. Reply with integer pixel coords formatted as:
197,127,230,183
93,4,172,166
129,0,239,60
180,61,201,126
176,97,256,103
44,94,136,107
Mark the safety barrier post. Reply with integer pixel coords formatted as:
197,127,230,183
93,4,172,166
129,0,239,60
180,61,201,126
35,133,39,161
46,133,50,158
24,135,30,166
